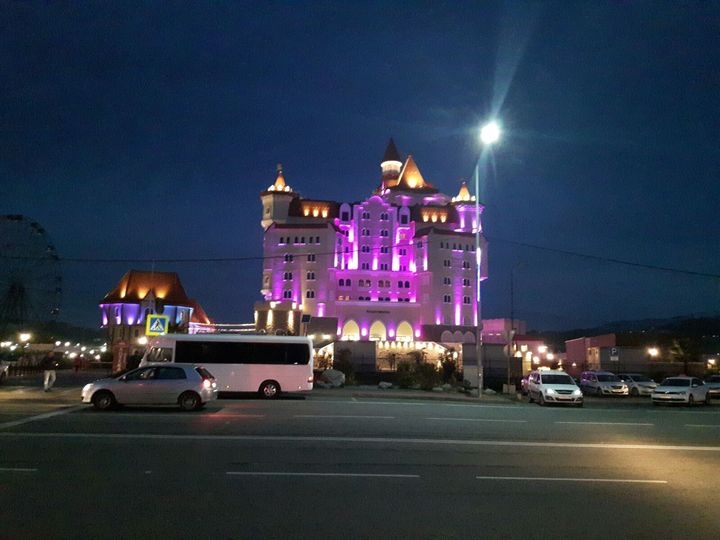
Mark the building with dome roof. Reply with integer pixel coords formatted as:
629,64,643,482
255,140,489,365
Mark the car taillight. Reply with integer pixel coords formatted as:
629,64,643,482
203,379,212,389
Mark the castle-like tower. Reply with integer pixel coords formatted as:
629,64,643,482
255,140,488,344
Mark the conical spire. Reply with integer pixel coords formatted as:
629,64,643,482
268,163,292,192
396,155,434,190
382,138,402,163
452,181,474,202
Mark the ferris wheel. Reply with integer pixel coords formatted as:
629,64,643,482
0,215,62,326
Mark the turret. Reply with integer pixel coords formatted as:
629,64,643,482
260,163,296,229
380,138,403,187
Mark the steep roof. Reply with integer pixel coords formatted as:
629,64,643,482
391,155,438,193
101,270,192,305
382,138,402,163
188,299,212,324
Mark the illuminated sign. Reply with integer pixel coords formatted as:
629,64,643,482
145,314,169,336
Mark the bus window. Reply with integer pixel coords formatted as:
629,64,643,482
148,347,173,363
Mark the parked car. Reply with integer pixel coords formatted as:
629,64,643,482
81,363,218,411
618,373,657,397
705,375,720,401
527,369,583,407
580,371,628,397
651,376,709,406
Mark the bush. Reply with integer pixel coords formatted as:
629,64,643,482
333,348,355,385
396,362,415,388
414,362,441,390
440,357,459,384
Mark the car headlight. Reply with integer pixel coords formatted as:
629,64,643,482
82,384,93,393
545,388,557,395
572,389,582,396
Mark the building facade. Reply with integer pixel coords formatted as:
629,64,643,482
99,270,211,370
255,140,488,347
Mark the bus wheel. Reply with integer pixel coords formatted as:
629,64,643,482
259,380,281,399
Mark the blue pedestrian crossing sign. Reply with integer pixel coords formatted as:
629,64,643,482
145,314,170,336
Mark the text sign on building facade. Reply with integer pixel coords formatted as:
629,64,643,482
610,347,619,362
146,314,169,336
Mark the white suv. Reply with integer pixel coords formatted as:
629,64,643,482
527,370,583,407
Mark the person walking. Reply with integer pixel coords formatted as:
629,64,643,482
42,353,57,392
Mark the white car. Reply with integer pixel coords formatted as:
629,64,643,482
651,376,710,406
580,371,629,397
527,370,583,407
618,373,657,397
82,363,218,411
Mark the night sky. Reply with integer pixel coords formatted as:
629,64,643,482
3,1,719,331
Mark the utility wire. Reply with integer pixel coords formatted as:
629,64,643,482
1,238,718,279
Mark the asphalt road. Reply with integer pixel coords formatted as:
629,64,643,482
1,393,719,539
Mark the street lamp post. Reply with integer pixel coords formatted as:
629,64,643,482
475,121,501,398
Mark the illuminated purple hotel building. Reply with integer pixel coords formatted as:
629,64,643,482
254,140,488,348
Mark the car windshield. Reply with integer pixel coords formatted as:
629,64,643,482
708,375,720,383
597,374,619,382
661,378,690,387
630,375,652,382
541,374,574,385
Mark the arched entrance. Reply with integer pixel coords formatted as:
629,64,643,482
341,319,360,341
369,320,387,341
396,321,413,342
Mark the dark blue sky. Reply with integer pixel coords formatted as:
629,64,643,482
3,1,719,330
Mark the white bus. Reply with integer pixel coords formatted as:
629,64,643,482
140,334,313,398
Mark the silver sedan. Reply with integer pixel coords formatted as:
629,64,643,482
82,363,218,411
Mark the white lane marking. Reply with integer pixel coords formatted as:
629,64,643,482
294,415,395,419
79,412,266,418
4,433,720,452
226,472,419,478
427,417,527,423
476,476,667,484
685,424,720,428
0,467,38,472
555,421,654,426
0,405,85,430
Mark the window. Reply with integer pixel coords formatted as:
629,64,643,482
338,279,345,286
307,254,316,262
315,236,320,243
361,263,370,270
380,212,388,220
175,341,310,365
399,248,406,256
462,261,470,269
380,246,389,254
380,263,389,270
400,214,409,225
380,229,389,237
306,272,315,280
341,211,349,221
284,254,293,262
398,281,404,288
283,290,292,299
362,228,370,236
361,246,370,253
399,265,407,271
308,237,314,244
443,259,451,267
463,278,471,287
306,290,315,299
279,237,285,244
124,367,156,380
283,272,293,280
294,236,298,243
346,279,352,286
443,277,451,285
443,295,451,303
463,296,471,305
156,367,187,380
362,211,370,219
300,236,305,243
404,281,410,288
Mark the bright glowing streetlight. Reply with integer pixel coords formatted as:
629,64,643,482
474,119,502,398
647,347,659,358
18,333,32,343
480,121,501,145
